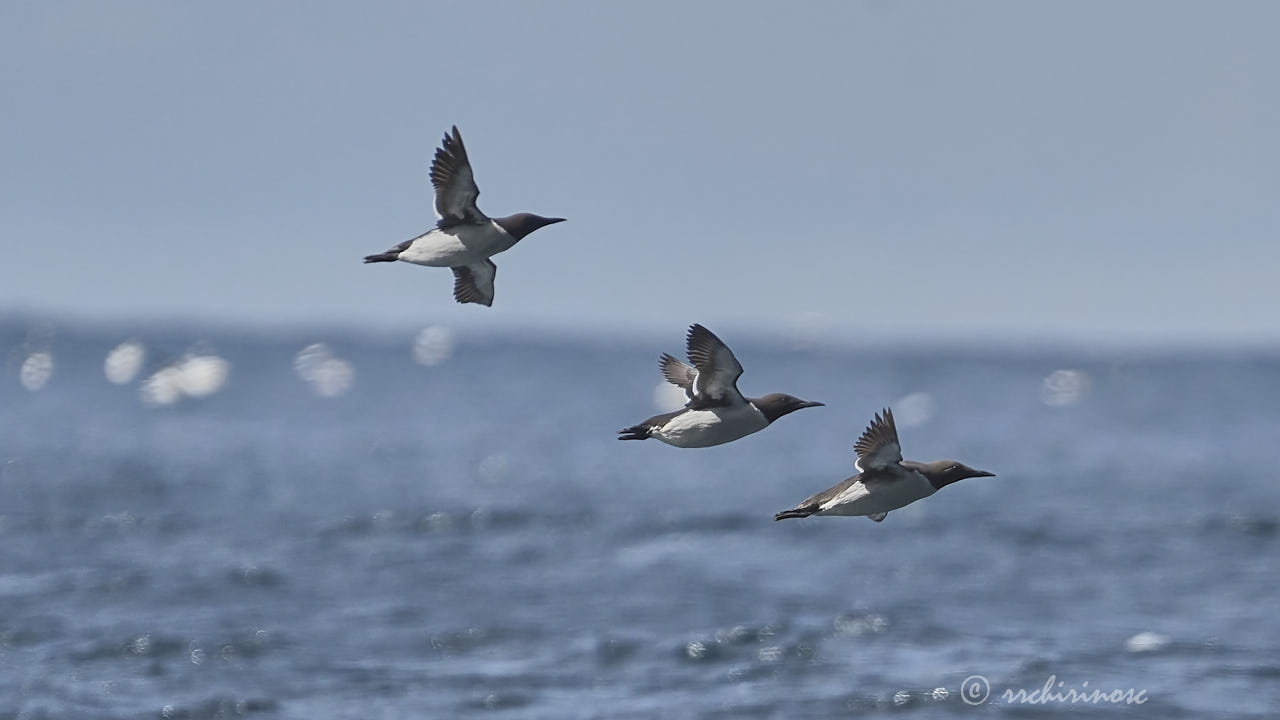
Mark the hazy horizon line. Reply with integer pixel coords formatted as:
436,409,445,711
4,304,1279,357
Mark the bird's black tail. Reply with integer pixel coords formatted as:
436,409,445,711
774,506,817,521
363,251,400,263
617,424,652,441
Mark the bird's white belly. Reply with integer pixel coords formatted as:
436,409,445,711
652,405,769,448
397,223,511,267
819,472,936,517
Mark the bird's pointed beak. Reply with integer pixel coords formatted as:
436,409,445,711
799,400,825,408
545,217,567,225
972,469,996,478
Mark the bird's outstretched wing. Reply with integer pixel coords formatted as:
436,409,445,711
451,259,497,306
659,353,697,399
684,324,745,407
430,126,486,227
853,408,902,472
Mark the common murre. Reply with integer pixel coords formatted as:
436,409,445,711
362,126,565,306
774,407,994,522
618,324,823,448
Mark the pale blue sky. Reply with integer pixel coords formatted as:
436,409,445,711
3,1,1277,344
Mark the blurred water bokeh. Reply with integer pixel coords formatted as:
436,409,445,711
2,318,1278,718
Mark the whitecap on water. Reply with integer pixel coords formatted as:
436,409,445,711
140,348,231,406
1125,631,1170,653
178,355,230,398
140,367,186,407
413,326,455,366
293,343,330,379
294,343,354,397
652,381,688,410
17,324,55,392
19,351,54,391
685,640,709,660
833,612,888,636
104,341,146,384
1041,369,1091,407
756,646,783,663
893,391,935,427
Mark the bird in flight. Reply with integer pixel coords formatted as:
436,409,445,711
618,324,823,448
363,126,565,306
775,407,994,522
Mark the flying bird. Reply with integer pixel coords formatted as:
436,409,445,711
775,408,994,522
363,126,565,306
618,324,823,448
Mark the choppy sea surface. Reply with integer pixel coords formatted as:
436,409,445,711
2,319,1278,719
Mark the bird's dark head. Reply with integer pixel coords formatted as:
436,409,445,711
754,393,825,423
493,213,566,241
921,460,995,490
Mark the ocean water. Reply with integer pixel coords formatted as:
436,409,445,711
2,320,1278,719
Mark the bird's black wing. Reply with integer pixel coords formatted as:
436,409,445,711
430,126,486,227
684,324,745,407
853,408,902,472
451,259,497,306
659,353,697,399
